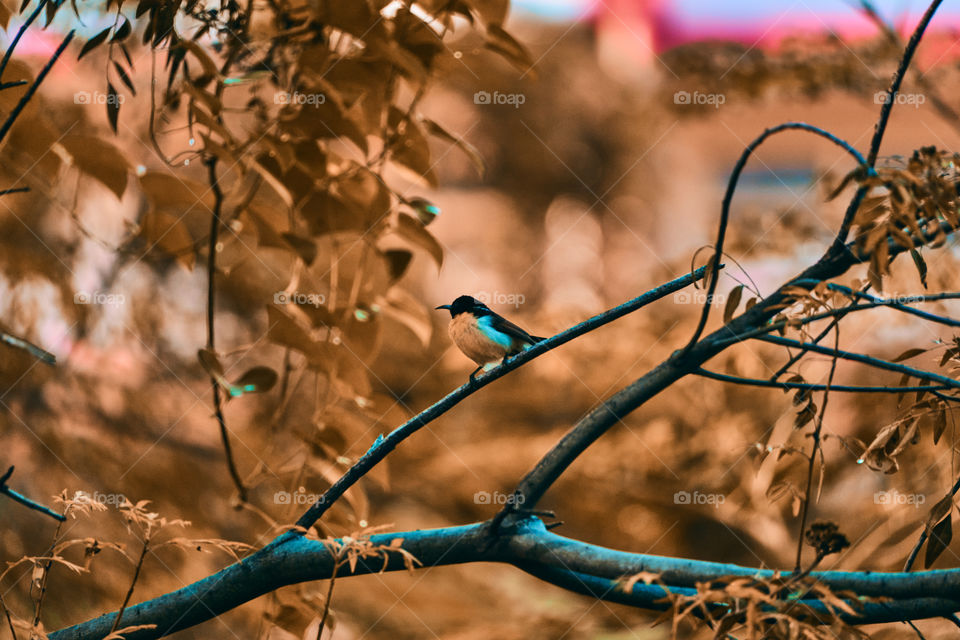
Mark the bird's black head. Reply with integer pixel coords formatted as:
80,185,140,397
435,295,487,317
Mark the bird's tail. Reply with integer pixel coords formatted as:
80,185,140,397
530,335,546,343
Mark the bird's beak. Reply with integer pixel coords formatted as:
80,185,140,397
435,304,451,310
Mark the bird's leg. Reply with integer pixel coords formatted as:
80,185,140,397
469,365,483,382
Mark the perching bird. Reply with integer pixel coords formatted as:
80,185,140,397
436,295,545,380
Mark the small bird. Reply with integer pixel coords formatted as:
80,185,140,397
436,295,545,380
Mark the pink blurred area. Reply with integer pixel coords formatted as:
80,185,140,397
514,0,960,73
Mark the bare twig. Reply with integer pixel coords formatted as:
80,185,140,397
315,550,341,639
0,591,17,640
794,327,840,572
0,466,64,521
110,540,151,634
204,157,247,503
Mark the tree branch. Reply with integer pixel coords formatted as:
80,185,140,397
48,517,960,640
293,265,716,531
694,368,950,394
755,335,960,390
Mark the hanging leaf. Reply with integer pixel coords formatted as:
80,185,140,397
925,513,953,568
467,0,508,26
106,82,120,133
381,288,432,347
910,248,928,289
111,17,132,42
228,367,278,398
395,213,443,269
387,108,437,187
265,305,325,368
280,233,318,266
933,404,947,445
794,399,817,429
484,24,534,74
384,249,413,282
925,494,954,533
113,60,136,94
891,348,927,363
139,209,195,269
197,348,225,380
78,27,111,60
723,284,743,323
60,135,130,200
422,118,485,177
404,197,440,226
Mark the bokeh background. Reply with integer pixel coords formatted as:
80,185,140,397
3,1,960,638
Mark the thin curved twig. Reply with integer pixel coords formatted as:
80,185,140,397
682,122,868,354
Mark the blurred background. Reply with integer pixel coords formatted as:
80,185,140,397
2,0,960,638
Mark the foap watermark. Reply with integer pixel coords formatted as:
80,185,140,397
474,490,524,505
75,291,125,306
275,91,326,107
674,490,725,508
874,92,925,108
73,491,127,507
274,291,326,307
674,90,725,109
474,290,525,308
673,290,725,305
874,489,926,508
473,90,525,108
74,90,124,106
274,489,325,505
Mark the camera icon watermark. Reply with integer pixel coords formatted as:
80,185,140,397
275,91,326,107
74,90,124,106
673,490,725,508
874,92,925,108
874,490,925,508
473,90,526,108
673,90,725,109
274,489,325,505
74,291,125,306
474,490,524,505
474,290,525,308
273,291,326,308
